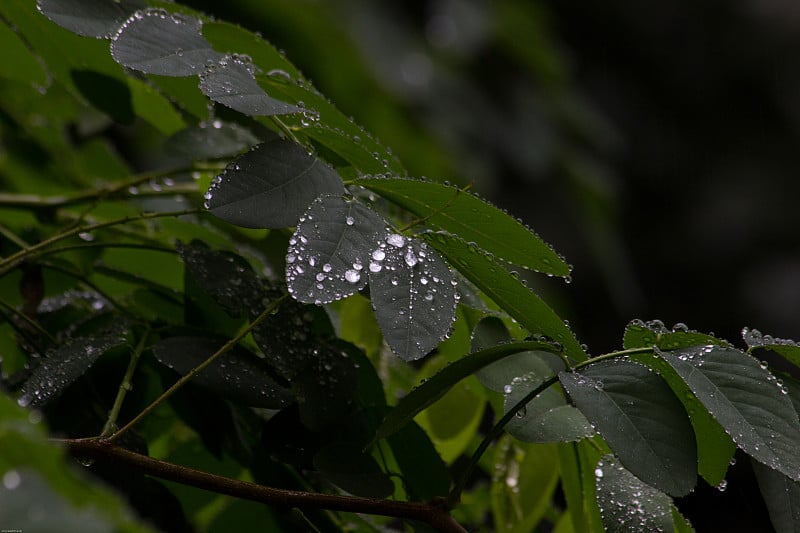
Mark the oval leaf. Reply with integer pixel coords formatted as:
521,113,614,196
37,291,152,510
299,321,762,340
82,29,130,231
368,234,457,361
286,196,387,304
594,455,674,533
559,360,697,496
357,177,570,276
623,319,729,351
422,231,587,361
752,459,800,533
165,121,259,160
661,345,800,481
111,9,222,76
313,441,394,498
199,55,300,116
153,336,292,409
37,0,146,38
19,336,126,408
205,139,344,228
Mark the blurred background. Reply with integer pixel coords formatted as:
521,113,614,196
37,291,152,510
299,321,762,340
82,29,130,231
181,0,798,529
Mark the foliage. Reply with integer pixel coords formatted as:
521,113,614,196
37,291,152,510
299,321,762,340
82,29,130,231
0,1,798,531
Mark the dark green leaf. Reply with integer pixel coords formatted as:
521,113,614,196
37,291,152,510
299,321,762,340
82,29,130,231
357,177,570,276
743,327,800,368
291,342,358,430
37,0,145,38
374,340,556,441
0,19,48,85
661,345,800,481
471,316,564,393
623,319,729,351
152,336,292,409
422,231,587,361
559,360,697,496
110,9,222,76
205,139,344,228
505,371,594,443
19,336,126,407
387,420,450,500
368,234,456,361
199,55,300,116
177,240,264,317
286,196,386,304
313,441,394,498
165,121,259,160
594,455,674,533
752,459,800,533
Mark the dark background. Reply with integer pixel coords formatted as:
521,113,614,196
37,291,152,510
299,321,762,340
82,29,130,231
184,1,800,530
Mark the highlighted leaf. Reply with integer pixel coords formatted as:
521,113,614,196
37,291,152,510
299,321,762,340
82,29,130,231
205,140,344,228
37,0,145,38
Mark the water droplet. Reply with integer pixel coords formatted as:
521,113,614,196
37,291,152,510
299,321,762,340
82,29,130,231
404,248,418,267
372,249,386,261
503,384,513,394
345,216,355,226
369,262,382,273
3,470,21,490
386,234,405,247
716,479,728,492
595,468,604,478
344,270,361,283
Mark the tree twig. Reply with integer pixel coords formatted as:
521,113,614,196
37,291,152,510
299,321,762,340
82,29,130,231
61,438,467,532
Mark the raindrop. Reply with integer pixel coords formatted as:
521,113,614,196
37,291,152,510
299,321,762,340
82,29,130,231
386,234,405,247
3,470,21,490
372,249,386,261
595,467,604,478
345,216,355,226
404,248,418,267
344,270,361,284
369,262,382,273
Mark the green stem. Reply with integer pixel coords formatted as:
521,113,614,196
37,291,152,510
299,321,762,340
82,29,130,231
0,223,30,250
101,327,151,437
447,375,559,507
108,294,288,443
0,208,201,277
270,116,302,144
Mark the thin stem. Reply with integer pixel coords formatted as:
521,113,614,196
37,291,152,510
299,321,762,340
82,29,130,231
270,116,302,144
61,438,466,532
573,346,654,371
0,299,57,345
108,294,289,443
0,223,30,250
447,376,559,507
101,327,151,437
0,208,201,277
398,182,474,233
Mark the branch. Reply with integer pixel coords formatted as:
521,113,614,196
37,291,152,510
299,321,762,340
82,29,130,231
62,439,466,533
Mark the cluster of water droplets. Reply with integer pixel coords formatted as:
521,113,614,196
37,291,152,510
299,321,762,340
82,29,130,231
742,326,800,351
595,456,672,532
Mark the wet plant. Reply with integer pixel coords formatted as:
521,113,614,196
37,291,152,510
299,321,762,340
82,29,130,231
0,1,798,531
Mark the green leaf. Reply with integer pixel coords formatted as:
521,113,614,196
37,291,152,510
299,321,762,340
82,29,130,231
286,196,386,304
672,507,696,533
505,371,594,443
19,336,127,407
165,121,259,160
752,459,800,533
205,139,344,228
594,455,674,533
312,441,394,498
628,350,734,487
199,55,300,116
177,240,264,317
357,177,570,276
367,234,457,361
374,340,556,441
386,420,450,500
623,319,730,351
0,19,48,85
201,21,299,78
110,9,222,76
559,360,697,496
422,231,587,361
491,439,560,533
37,0,145,38
743,327,800,368
152,336,292,409
290,342,358,430
126,76,186,135
661,345,800,481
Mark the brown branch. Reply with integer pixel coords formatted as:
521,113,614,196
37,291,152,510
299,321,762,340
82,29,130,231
62,438,466,533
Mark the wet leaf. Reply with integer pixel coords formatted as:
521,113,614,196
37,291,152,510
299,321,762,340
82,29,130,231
743,327,800,368
0,18,48,85
374,340,558,441
368,234,457,361
661,345,800,482
205,139,344,228
199,55,300,116
357,177,570,276
505,371,594,443
752,459,800,533
110,9,222,76
291,343,358,431
623,319,730,351
559,360,697,496
19,336,127,408
422,231,587,361
177,240,264,317
313,441,394,498
594,455,674,533
286,196,387,305
165,121,259,160
37,0,145,38
152,336,292,409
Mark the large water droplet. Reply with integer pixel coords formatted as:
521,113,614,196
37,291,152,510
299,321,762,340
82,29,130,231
344,270,361,283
